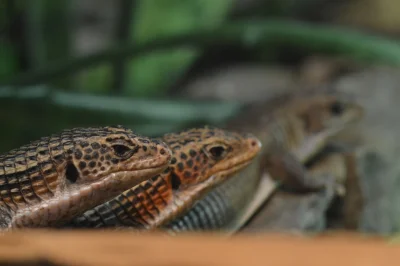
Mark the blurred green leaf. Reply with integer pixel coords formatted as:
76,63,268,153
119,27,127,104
26,0,45,68
75,63,113,94
0,42,18,80
0,85,241,152
0,0,24,28
127,0,233,97
40,0,73,89
5,19,400,90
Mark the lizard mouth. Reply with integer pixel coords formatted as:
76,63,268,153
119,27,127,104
12,164,170,229
213,160,253,181
210,147,261,184
150,160,254,229
12,156,170,229
79,155,170,186
191,159,254,193
95,163,169,188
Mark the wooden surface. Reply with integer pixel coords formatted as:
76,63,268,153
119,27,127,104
0,230,398,266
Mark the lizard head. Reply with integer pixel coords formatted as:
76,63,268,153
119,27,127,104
59,125,172,193
161,126,261,194
225,92,363,143
7,125,172,228
292,94,364,135
275,93,364,163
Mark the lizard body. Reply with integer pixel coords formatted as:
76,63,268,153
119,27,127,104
68,126,261,229
241,145,362,232
165,92,363,233
0,125,171,229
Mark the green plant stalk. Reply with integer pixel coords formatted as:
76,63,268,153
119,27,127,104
0,86,241,123
0,85,241,152
111,0,136,94
125,0,233,97
3,19,400,87
26,0,46,69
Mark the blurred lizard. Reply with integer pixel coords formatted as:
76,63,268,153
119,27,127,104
165,92,364,234
0,126,172,230
241,144,363,232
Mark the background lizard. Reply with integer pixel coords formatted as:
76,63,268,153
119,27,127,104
0,125,172,230
165,92,363,234
67,126,261,229
241,144,363,233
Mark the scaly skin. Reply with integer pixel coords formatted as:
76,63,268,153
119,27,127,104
0,125,172,230
165,92,364,233
68,126,261,229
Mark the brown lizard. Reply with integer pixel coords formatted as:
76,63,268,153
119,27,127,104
226,91,363,192
67,126,261,229
165,92,364,233
241,144,363,232
0,125,172,230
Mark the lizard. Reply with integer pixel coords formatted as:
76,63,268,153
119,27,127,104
67,126,262,229
240,144,363,232
0,125,172,230
164,91,364,234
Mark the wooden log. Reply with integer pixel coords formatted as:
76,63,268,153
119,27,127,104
0,230,397,266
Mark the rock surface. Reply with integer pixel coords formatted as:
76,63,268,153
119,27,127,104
241,182,336,233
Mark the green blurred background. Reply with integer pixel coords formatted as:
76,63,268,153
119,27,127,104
1,0,400,152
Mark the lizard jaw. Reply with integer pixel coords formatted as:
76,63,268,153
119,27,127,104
10,164,168,229
147,160,254,229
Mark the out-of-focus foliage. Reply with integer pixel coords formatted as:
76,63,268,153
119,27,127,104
1,0,233,96
127,0,233,97
0,0,22,80
0,86,241,152
0,42,18,79
66,0,233,96
76,63,114,94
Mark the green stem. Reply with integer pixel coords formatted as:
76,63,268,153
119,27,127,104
0,85,241,123
26,0,45,69
111,0,137,94
3,19,400,87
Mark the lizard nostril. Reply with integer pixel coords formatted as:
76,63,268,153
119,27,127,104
249,138,261,149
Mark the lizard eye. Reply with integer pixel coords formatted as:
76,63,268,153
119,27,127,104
330,101,344,115
112,144,131,157
206,145,227,160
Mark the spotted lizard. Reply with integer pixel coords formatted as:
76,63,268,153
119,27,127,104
165,92,364,233
68,126,261,229
0,125,172,230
